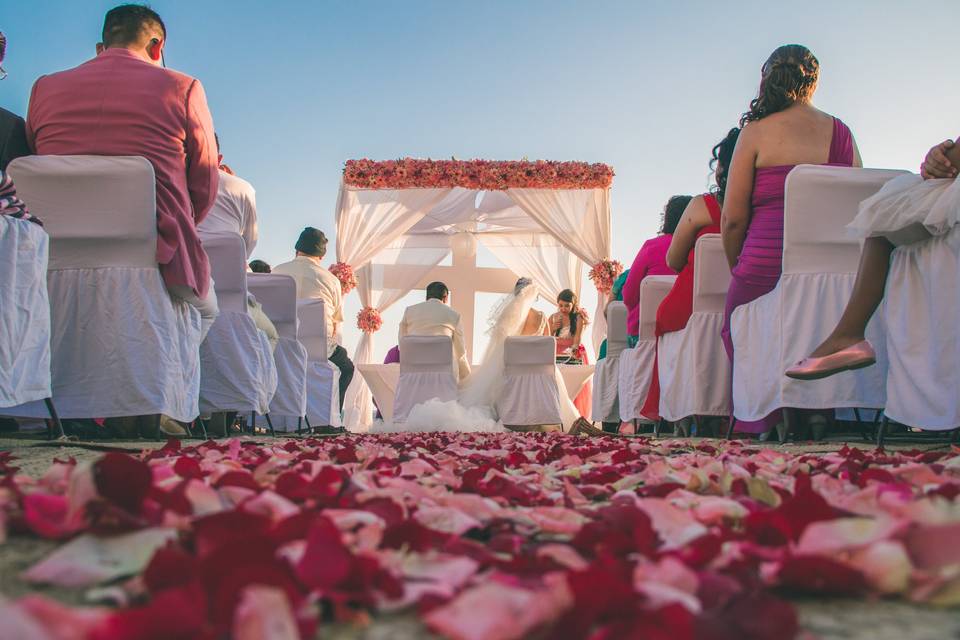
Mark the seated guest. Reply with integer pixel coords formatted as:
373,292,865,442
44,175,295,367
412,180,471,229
273,227,353,410
0,33,30,171
549,289,591,417
621,194,692,343
640,128,740,424
197,134,258,258
721,44,861,438
25,5,220,339
399,282,471,383
384,345,400,364
249,259,271,273
788,135,960,379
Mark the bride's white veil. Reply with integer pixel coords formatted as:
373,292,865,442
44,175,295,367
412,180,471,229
459,278,538,409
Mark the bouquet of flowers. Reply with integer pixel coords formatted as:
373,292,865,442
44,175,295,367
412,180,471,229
328,262,358,295
356,306,382,333
589,259,624,294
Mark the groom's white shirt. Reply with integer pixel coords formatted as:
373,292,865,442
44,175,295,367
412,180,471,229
399,299,471,382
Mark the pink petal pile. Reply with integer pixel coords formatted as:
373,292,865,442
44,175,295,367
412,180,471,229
342,159,615,190
0,435,958,640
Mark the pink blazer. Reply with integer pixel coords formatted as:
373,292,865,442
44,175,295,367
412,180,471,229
26,48,218,297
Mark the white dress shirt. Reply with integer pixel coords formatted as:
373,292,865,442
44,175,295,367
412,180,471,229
273,255,343,357
198,170,258,258
399,298,471,382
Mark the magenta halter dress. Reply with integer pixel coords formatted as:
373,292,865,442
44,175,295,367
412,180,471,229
722,117,854,434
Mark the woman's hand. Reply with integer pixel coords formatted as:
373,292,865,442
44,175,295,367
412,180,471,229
577,308,590,324
921,140,958,180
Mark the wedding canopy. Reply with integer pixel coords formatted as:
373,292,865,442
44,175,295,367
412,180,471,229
333,158,617,430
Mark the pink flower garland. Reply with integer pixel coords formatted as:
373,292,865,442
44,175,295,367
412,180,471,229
357,306,382,333
343,158,614,191
589,259,624,294
328,262,357,295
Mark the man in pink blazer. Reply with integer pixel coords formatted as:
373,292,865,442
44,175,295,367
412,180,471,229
26,5,220,337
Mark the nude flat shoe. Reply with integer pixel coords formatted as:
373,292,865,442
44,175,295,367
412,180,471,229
785,340,876,381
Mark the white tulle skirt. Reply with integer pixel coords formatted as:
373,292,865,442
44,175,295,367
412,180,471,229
367,398,505,434
848,174,960,246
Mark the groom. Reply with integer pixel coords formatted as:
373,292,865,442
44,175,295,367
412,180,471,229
399,282,471,383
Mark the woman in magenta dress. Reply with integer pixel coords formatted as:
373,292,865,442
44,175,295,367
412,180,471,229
621,195,692,342
721,44,862,437
640,128,740,422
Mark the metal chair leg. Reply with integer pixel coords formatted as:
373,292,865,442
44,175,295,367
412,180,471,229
877,415,888,448
654,418,666,438
250,411,256,435
264,413,275,436
191,419,208,440
43,397,66,440
726,416,736,439
779,409,795,444
304,415,312,432
692,415,703,438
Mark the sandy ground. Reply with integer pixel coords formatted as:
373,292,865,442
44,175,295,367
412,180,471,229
1,435,958,640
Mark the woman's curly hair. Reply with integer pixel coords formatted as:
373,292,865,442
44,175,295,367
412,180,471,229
740,44,819,127
709,127,741,203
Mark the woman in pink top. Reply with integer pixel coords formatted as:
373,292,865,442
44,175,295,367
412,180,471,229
621,195,692,340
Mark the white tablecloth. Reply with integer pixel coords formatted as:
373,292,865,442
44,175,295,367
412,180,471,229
358,363,594,423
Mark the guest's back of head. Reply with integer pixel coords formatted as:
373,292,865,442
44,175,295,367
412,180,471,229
294,227,327,258
426,281,448,301
249,259,271,273
660,195,693,235
741,44,819,127
101,4,166,49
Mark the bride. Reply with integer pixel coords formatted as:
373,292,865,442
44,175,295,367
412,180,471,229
459,277,582,430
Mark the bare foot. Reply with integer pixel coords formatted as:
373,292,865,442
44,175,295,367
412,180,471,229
808,334,864,358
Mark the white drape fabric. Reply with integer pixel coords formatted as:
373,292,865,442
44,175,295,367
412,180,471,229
393,336,458,423
592,302,627,422
480,232,581,303
618,276,676,422
658,236,730,421
506,188,612,353
884,225,960,430
0,217,51,408
7,156,201,421
497,336,563,427
730,167,903,421
345,235,452,431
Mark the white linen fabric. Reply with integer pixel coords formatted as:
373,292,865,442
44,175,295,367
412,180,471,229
506,188,612,354
197,170,258,257
248,274,307,429
592,301,627,422
618,276,676,422
345,235,451,431
298,299,341,427
848,172,960,246
399,299,470,382
658,236,730,421
0,216,51,408
730,166,904,421
199,233,277,415
393,336,458,423
272,256,343,357
480,233,581,303
883,224,960,430
6,156,201,421
497,336,563,427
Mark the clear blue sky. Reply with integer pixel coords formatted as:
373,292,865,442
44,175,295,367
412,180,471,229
3,0,959,358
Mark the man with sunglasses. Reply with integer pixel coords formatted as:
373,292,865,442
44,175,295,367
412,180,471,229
26,4,220,344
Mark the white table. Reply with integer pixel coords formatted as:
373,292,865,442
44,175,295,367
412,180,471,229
357,363,594,423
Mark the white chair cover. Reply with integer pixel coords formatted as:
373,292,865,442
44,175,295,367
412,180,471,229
298,299,340,427
729,166,905,421
883,225,960,430
497,336,562,426
591,302,627,422
199,233,277,414
618,275,676,422
0,217,51,409
658,235,730,420
248,274,307,431
393,335,458,423
6,156,201,421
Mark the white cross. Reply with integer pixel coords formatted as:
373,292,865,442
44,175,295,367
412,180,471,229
380,233,517,362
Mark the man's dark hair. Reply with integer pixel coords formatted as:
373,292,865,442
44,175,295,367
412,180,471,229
249,259,271,273
426,282,448,301
102,4,166,47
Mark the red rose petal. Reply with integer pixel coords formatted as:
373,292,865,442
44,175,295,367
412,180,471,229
93,453,151,514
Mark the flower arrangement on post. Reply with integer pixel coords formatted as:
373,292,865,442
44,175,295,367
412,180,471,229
329,262,358,295
588,259,624,294
357,307,382,333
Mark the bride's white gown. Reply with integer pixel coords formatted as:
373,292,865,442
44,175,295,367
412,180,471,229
371,284,581,433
